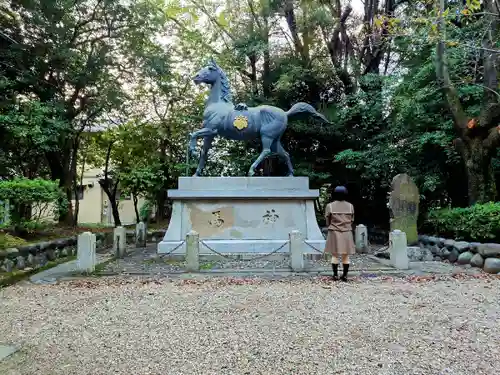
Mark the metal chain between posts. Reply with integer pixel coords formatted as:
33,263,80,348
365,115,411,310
199,240,290,262
302,240,324,253
159,240,186,257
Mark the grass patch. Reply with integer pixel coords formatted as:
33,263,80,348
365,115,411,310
200,261,216,270
0,232,28,250
143,256,183,265
0,255,76,288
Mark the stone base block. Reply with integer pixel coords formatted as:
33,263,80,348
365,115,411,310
158,177,325,255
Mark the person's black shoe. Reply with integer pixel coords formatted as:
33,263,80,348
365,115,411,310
340,263,350,281
331,263,339,281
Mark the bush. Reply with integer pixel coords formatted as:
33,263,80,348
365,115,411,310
0,178,67,227
424,202,500,242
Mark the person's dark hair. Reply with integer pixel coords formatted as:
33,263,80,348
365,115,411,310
332,185,348,201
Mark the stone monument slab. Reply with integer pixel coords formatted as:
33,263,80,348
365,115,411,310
389,173,419,245
158,177,325,254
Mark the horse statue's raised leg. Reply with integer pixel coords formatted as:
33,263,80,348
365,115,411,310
194,136,215,176
189,128,218,176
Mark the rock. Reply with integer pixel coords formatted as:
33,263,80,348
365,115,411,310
407,246,434,261
427,236,439,246
54,249,60,258
483,258,500,274
469,242,481,253
448,249,459,263
418,235,429,245
45,249,56,261
6,248,19,256
433,256,441,261
152,236,157,242
61,248,69,257
18,244,37,256
38,241,51,251
37,253,48,266
457,251,474,265
440,248,451,260
27,254,35,266
430,245,440,255
470,253,484,268
438,238,447,247
54,238,70,249
2,259,14,272
478,243,500,258
453,241,470,253
15,256,26,270
443,239,456,249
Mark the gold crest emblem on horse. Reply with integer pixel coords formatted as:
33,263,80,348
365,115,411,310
233,115,248,130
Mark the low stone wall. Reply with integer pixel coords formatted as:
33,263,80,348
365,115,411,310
418,235,500,274
0,229,166,274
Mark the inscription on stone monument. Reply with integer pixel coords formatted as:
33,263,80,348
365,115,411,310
208,211,224,227
389,173,419,245
262,209,279,224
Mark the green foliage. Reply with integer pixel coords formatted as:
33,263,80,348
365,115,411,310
0,178,68,225
139,201,153,222
424,202,500,242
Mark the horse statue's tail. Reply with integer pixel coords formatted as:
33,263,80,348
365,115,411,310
285,102,331,124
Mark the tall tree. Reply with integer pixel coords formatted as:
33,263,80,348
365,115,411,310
436,0,500,204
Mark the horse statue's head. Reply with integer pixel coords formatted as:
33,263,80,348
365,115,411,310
192,57,222,85
192,57,232,103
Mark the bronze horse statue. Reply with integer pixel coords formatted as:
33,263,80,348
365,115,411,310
189,58,331,176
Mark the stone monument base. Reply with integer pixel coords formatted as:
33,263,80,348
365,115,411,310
158,177,325,255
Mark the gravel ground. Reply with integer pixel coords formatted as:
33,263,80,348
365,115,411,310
1,275,499,375
102,246,387,274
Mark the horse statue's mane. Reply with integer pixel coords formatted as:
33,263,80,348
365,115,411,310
213,62,232,103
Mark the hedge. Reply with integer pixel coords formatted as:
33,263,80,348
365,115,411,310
423,202,500,243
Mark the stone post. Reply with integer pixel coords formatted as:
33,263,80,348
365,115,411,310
289,230,304,272
135,222,147,248
77,232,96,273
185,230,199,272
389,230,409,270
355,224,368,253
114,226,126,258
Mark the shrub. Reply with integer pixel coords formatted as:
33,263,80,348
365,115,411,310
0,178,68,228
424,202,500,242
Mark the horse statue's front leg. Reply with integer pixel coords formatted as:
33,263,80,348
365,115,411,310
188,128,218,176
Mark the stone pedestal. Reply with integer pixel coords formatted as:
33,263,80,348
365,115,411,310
158,177,325,254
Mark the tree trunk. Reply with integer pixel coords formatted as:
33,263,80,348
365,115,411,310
463,138,496,204
46,150,74,225
110,197,121,227
132,192,140,223
436,0,500,205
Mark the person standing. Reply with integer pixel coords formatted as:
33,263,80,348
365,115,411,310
324,186,355,281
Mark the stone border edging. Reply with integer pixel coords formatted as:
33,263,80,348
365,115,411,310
418,235,500,274
0,229,166,276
